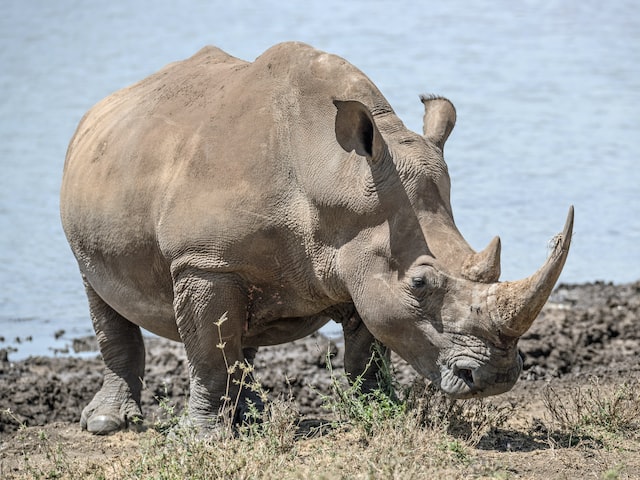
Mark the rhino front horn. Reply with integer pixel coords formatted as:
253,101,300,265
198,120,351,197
487,206,574,337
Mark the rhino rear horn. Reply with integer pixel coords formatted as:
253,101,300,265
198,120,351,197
487,206,574,337
462,236,501,283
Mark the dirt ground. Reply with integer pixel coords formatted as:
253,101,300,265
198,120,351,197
1,281,639,478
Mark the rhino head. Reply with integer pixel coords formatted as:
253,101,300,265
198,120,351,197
333,96,573,398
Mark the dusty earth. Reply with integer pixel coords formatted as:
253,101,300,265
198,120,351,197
1,281,639,478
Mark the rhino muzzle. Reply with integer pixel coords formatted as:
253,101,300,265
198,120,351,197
443,353,523,399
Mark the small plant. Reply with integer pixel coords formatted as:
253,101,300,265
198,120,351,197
237,395,299,454
438,438,471,465
321,345,406,436
13,429,75,479
405,381,513,447
1,408,27,431
543,377,640,440
214,312,269,437
602,464,624,480
152,384,186,435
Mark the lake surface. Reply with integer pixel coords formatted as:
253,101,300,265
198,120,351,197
1,0,638,359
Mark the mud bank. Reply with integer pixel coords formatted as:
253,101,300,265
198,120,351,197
1,281,638,438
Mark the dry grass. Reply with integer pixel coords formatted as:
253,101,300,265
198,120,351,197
3,376,640,479
543,377,640,445
3,349,640,480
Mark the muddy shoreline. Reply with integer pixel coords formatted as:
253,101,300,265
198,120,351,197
1,281,638,438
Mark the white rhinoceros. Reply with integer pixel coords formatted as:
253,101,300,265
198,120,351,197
60,42,573,434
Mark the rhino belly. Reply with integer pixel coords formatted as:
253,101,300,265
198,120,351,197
81,251,180,342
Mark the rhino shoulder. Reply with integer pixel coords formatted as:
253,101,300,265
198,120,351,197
253,41,346,76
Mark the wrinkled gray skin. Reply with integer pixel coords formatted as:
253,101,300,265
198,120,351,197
60,42,573,434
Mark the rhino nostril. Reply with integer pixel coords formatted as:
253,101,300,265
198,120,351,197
455,367,475,388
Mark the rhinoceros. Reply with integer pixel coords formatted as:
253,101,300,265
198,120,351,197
60,42,572,434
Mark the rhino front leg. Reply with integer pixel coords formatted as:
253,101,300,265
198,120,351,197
340,310,392,395
173,270,247,430
81,280,145,434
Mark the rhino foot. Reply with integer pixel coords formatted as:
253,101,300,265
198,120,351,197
84,414,123,435
80,394,142,435
175,384,266,438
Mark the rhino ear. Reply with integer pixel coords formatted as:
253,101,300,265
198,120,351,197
420,95,456,149
334,100,387,162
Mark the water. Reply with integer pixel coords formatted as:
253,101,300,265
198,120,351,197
1,0,638,359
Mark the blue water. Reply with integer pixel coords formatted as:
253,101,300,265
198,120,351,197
1,0,638,359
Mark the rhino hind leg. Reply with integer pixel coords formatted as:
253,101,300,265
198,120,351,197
340,311,393,396
81,280,145,435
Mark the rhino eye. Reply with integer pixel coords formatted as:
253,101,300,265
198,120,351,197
411,276,426,289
